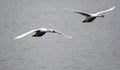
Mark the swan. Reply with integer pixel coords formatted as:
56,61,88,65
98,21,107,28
14,28,72,39
64,6,115,22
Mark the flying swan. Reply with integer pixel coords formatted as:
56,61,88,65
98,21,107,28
14,28,72,39
64,6,115,22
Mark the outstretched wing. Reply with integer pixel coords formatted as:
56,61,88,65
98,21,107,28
64,8,91,17
95,6,115,15
54,30,72,39
14,28,40,39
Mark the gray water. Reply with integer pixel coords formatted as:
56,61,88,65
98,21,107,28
0,0,120,70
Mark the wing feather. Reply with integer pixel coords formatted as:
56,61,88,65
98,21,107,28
64,8,91,17
95,6,115,15
54,30,72,39
14,28,41,39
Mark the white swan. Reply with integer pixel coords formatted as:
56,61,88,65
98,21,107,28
14,28,72,39
64,6,115,22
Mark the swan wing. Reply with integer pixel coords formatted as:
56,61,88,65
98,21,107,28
64,8,90,17
54,30,72,39
95,6,115,15
14,28,40,39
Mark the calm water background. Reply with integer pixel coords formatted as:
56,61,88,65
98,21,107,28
0,0,120,70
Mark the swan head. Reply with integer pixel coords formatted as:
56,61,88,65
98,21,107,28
101,15,104,18
47,29,55,33
97,15,104,18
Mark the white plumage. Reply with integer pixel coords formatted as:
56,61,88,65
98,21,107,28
14,28,72,39
64,6,115,22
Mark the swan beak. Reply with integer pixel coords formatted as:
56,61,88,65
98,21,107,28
53,30,58,33
53,31,61,35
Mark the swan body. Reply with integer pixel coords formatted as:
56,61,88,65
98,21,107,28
65,6,115,22
14,28,72,39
